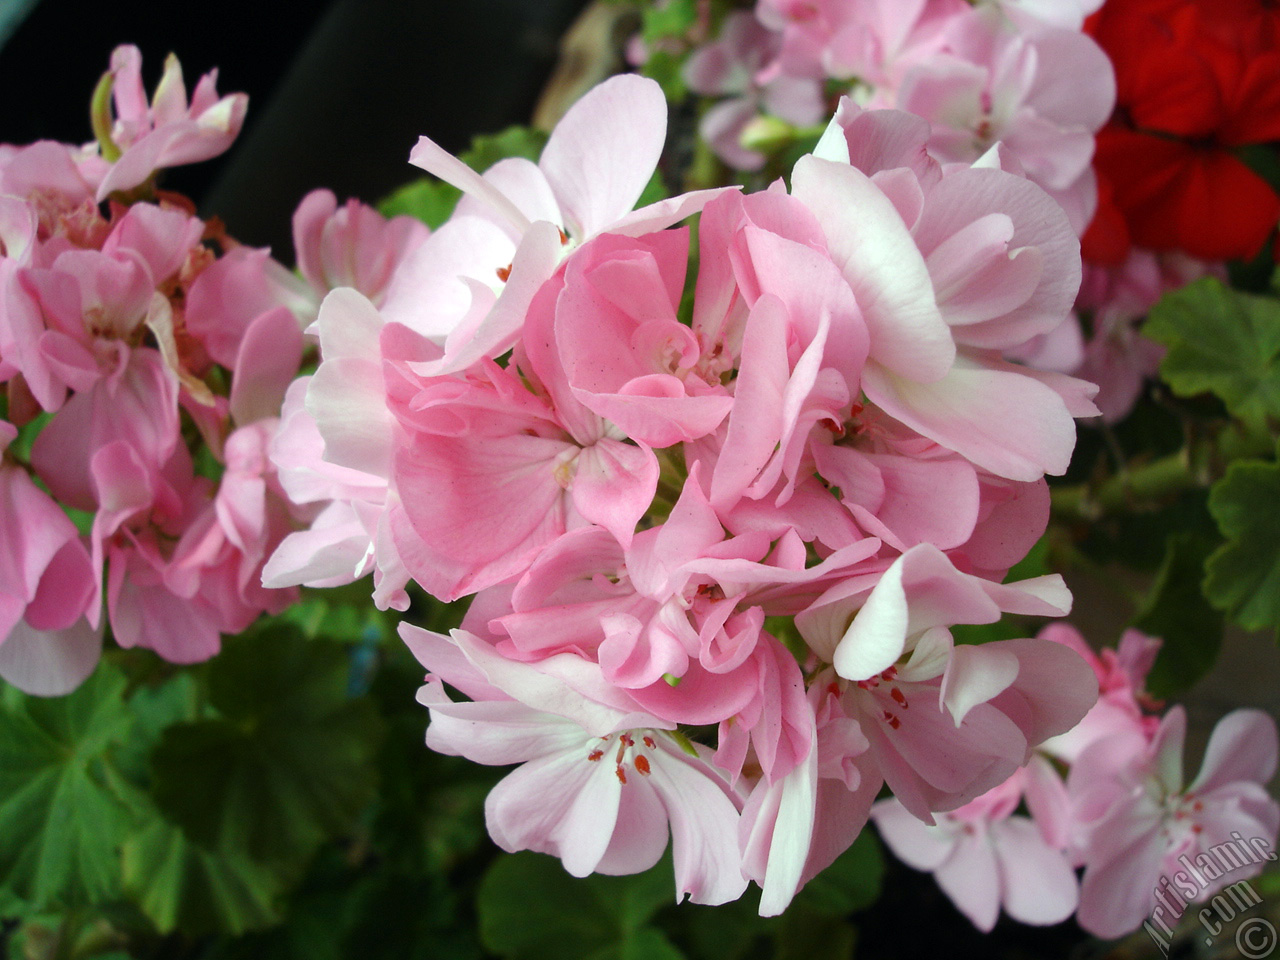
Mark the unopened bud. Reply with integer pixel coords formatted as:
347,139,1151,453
739,115,795,155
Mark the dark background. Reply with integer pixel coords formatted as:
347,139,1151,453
0,0,590,254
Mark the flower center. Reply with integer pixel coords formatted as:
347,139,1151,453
585,731,658,785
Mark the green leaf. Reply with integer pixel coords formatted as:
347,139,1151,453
1204,449,1280,638
212,848,482,960
589,927,685,960
772,909,856,960
149,629,383,864
279,589,395,645
121,819,285,936
477,852,682,960
641,0,697,43
378,179,461,230
1144,277,1280,430
641,49,688,102
664,892,773,960
1132,533,1225,697
0,666,138,908
792,829,883,916
113,672,202,785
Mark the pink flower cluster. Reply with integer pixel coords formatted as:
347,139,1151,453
0,47,424,695
275,74,1108,912
686,0,1112,232
873,623,1279,938
680,0,1222,423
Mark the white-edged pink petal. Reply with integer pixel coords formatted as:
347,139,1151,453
539,74,667,240
791,156,953,381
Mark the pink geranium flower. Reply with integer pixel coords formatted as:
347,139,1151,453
384,73,730,376
872,771,1079,931
402,623,748,905
1072,707,1280,938
95,45,248,200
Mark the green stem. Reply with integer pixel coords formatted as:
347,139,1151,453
89,71,121,163
1052,417,1277,521
1051,449,1205,520
654,478,684,506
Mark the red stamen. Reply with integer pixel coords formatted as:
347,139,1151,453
616,765,627,784
634,755,651,776
587,749,604,762
890,687,908,708
643,736,656,749
495,264,512,282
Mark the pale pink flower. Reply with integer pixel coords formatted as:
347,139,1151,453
872,771,1079,931
1072,707,1280,939
384,74,730,376
693,189,868,512
795,102,1097,480
796,544,1096,820
880,6,1114,230
1038,623,1161,764
755,0,967,87
183,245,315,370
684,12,825,170
29,349,180,513
263,289,428,610
402,624,748,905
541,230,733,448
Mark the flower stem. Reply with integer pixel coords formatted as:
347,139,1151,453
1051,450,1203,520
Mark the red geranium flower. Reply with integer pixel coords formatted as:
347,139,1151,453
1084,0,1280,262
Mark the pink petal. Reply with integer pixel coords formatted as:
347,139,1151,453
862,352,1077,480
229,307,303,427
791,156,954,382
0,617,103,697
408,137,532,236
539,75,668,239
1190,709,1279,796
933,828,1001,932
870,798,957,870
648,740,748,904
992,817,1079,925
571,439,659,549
